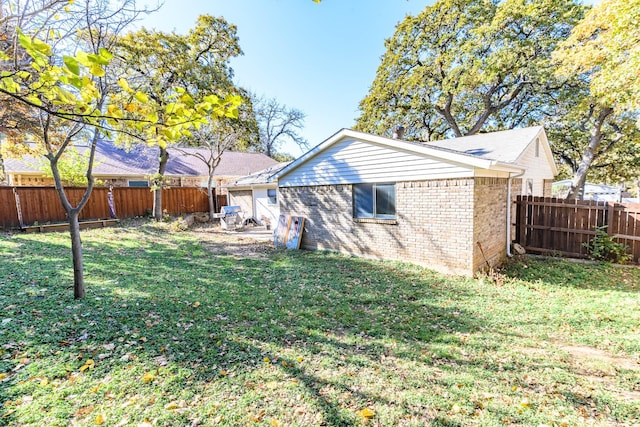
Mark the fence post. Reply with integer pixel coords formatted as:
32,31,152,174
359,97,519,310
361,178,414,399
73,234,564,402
516,195,524,244
606,202,614,235
107,187,116,218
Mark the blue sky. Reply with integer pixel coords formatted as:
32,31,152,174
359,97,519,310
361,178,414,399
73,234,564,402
137,0,432,157
138,0,598,158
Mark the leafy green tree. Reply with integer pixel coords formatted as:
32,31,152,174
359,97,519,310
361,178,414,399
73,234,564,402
39,144,100,186
356,0,584,141
552,0,640,199
115,15,243,220
546,93,640,190
556,0,639,113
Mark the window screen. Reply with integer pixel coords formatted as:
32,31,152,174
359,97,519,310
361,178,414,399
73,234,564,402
353,183,395,219
267,188,277,204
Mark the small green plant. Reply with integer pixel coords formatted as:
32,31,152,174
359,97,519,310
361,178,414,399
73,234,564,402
583,225,632,264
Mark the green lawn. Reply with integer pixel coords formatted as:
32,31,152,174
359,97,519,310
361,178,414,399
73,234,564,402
0,221,638,426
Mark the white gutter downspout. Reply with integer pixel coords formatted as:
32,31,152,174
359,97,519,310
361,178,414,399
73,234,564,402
506,170,525,257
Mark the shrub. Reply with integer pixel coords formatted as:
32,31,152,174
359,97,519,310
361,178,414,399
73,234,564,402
583,225,632,264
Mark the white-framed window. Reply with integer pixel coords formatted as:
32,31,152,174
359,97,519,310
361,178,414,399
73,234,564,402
128,180,149,188
267,188,277,205
353,183,396,219
535,138,540,157
526,179,534,195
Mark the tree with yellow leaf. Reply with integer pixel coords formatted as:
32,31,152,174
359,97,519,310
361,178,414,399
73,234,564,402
552,0,640,199
555,0,640,112
0,1,144,299
114,15,244,220
0,1,239,298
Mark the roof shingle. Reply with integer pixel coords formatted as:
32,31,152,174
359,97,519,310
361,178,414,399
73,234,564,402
3,141,279,178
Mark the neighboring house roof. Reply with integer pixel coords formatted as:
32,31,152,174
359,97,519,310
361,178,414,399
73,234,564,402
227,162,291,188
276,127,553,185
4,141,278,178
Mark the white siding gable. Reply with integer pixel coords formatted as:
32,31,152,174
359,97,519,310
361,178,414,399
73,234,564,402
279,137,475,187
515,134,556,196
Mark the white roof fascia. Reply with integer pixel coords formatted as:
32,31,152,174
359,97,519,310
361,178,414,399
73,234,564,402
226,184,252,191
483,162,525,174
227,182,276,190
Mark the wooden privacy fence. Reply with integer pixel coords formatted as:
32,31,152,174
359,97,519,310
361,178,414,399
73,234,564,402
515,196,640,263
0,186,218,230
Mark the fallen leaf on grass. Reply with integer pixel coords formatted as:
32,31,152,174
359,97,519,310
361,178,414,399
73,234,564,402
356,408,375,419
94,413,105,425
74,406,94,417
141,372,155,383
193,301,201,308
251,410,265,422
270,419,281,427
80,359,95,372
165,402,179,410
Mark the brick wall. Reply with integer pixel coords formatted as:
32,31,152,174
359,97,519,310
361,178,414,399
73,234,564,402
280,178,486,275
396,179,475,274
472,178,509,272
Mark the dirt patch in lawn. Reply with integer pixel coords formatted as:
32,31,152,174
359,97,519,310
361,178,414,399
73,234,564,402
559,343,640,402
518,343,640,402
559,344,639,372
194,229,276,259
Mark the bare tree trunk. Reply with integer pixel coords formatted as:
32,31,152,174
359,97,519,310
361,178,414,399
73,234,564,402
566,106,613,200
153,185,163,220
153,147,169,221
0,152,5,184
207,173,216,220
68,211,85,299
